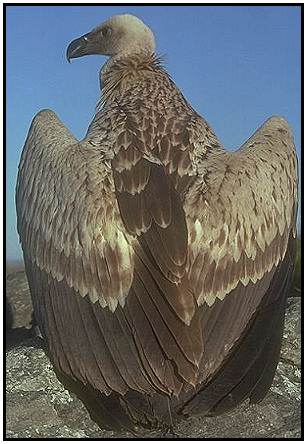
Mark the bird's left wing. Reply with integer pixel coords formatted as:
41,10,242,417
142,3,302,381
16,109,135,311
16,109,203,400
17,109,160,401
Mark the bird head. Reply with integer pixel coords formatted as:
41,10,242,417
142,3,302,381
66,14,156,62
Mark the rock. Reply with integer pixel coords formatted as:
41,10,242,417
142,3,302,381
5,270,301,438
6,339,108,439
6,270,33,330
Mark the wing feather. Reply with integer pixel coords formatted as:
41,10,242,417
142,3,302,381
186,116,298,307
17,84,298,426
17,107,203,400
16,109,135,311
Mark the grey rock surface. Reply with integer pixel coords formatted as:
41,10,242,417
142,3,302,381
5,270,301,439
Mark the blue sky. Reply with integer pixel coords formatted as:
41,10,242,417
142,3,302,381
6,5,301,261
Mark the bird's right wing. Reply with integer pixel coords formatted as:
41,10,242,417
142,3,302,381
186,116,298,308
181,116,298,415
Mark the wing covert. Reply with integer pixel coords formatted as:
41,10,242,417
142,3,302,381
16,109,135,311
186,116,298,307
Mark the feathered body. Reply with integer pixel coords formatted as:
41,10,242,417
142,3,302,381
16,15,298,432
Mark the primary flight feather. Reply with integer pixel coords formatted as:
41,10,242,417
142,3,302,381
16,14,298,430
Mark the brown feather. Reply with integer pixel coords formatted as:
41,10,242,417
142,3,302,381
16,29,298,430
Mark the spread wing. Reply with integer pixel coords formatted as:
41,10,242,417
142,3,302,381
16,109,134,312
186,116,297,307
16,108,203,402
16,106,298,422
181,116,298,413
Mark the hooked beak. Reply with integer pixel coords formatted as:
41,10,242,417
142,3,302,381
66,32,92,63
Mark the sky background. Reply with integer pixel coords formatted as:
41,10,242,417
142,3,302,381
6,5,301,261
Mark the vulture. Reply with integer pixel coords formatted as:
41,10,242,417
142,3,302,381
16,14,298,432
